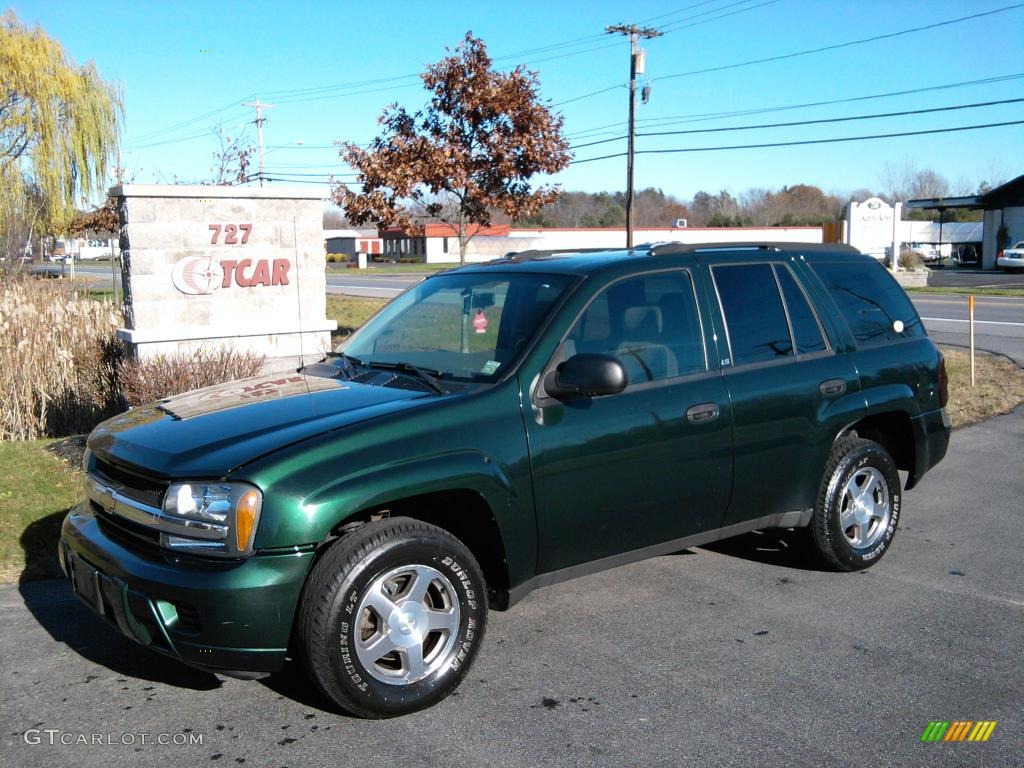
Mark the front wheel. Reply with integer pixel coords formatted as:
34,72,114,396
808,436,902,571
298,518,487,717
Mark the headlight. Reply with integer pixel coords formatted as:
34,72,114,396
161,481,262,558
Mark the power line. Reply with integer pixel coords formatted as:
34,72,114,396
639,0,729,25
551,85,625,108
563,72,1024,139
552,5,1024,111
636,97,1024,137
125,29,622,144
653,3,1024,83
258,170,358,178
658,0,781,34
639,73,1024,129
570,119,1024,164
128,99,243,143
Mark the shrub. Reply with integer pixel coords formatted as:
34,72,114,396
898,248,924,270
117,347,265,407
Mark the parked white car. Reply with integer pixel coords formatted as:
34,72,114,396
997,240,1024,271
909,243,942,263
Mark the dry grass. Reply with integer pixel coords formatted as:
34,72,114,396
1,276,268,439
940,345,1024,428
0,276,122,440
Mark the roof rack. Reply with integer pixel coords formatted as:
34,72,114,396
498,247,614,262
649,241,858,257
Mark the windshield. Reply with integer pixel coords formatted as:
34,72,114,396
337,272,574,382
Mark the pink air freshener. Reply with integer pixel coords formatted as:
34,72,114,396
473,309,488,334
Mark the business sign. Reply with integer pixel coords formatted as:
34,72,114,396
848,197,897,258
171,256,291,294
112,184,336,361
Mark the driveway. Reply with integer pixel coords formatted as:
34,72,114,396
3,412,1022,768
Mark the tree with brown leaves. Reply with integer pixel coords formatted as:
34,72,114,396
333,33,571,263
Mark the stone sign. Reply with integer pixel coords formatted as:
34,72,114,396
112,184,336,365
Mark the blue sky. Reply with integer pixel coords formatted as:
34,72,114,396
12,0,1024,205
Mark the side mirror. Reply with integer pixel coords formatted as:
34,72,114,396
543,353,628,400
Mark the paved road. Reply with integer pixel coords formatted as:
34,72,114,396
325,273,421,298
4,410,1021,767
927,266,1024,290
913,294,1024,365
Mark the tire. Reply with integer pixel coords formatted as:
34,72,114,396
808,436,901,571
297,518,487,718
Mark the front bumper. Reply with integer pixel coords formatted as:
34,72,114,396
907,407,951,489
59,501,314,674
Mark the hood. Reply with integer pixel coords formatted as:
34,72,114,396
87,371,433,477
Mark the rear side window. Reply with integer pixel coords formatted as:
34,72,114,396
713,264,793,365
811,261,925,348
775,266,827,354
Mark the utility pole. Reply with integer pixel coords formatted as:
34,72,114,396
241,99,276,186
606,24,661,248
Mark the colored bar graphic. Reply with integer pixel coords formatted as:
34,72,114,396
968,721,998,742
944,721,973,741
921,720,997,743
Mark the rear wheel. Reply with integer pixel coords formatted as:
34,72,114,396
298,518,487,717
808,436,901,571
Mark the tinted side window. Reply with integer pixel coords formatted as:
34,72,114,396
811,261,925,348
713,264,793,365
567,271,705,384
775,265,827,354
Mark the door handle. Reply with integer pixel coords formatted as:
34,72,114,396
819,379,846,397
686,402,720,424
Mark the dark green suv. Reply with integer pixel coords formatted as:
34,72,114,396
60,243,950,717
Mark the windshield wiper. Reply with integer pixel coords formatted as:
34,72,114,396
366,361,446,395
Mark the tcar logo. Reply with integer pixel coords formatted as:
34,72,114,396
171,257,291,295
172,257,224,295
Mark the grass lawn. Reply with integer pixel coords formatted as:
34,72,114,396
3,302,1023,583
0,439,82,583
326,294,387,346
326,263,447,275
906,286,1024,297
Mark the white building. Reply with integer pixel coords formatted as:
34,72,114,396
379,224,825,264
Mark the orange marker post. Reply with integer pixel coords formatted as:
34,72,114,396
969,294,976,387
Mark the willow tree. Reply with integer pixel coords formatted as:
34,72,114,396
0,10,122,255
333,33,571,263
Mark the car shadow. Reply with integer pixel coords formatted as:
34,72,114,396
259,664,344,714
699,528,829,571
16,510,347,709
17,511,220,691
18,577,223,690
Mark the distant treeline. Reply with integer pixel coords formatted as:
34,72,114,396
513,185,980,228
322,181,984,230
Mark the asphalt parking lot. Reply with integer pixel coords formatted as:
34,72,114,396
4,410,1022,768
